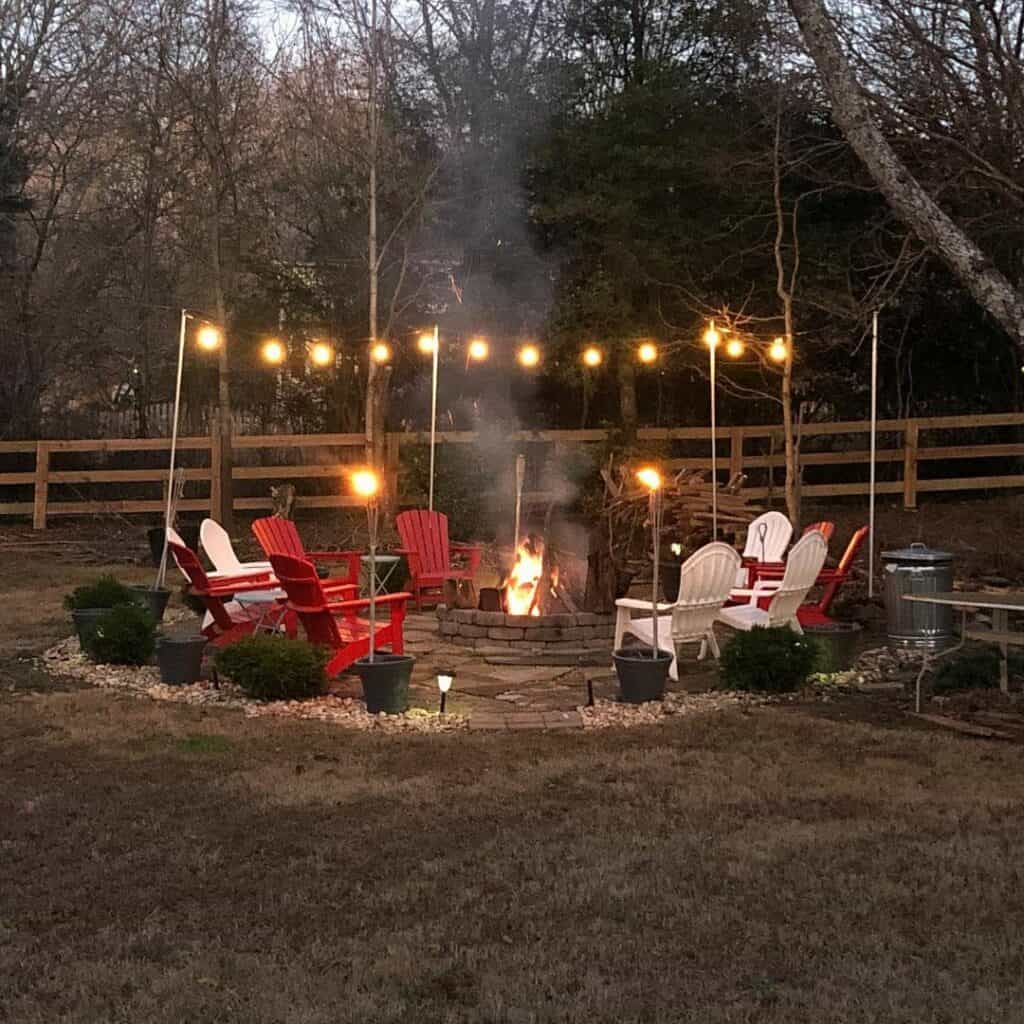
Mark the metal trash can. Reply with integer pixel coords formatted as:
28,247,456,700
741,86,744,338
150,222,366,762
882,543,954,648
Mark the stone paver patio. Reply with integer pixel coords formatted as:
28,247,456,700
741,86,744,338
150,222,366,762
329,611,724,730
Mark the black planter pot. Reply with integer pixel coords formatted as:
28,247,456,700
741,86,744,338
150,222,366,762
352,653,415,714
804,621,863,673
129,585,171,622
613,647,672,704
147,524,199,566
156,634,208,685
71,608,108,650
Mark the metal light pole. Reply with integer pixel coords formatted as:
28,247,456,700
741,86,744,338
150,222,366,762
868,310,879,598
156,309,190,590
428,324,439,512
709,331,717,538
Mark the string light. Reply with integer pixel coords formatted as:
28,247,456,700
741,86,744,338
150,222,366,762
196,324,222,351
350,468,380,499
310,341,334,367
261,339,285,365
636,466,662,491
637,342,658,364
370,341,392,364
517,344,541,368
582,346,603,368
769,337,788,362
468,337,489,362
703,321,721,348
725,338,745,358
417,332,437,355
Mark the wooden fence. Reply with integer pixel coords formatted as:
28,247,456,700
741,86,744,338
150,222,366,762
3,411,1024,529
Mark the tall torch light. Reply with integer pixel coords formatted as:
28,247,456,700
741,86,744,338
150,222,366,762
352,468,381,661
702,321,721,537
637,467,663,659
418,327,440,512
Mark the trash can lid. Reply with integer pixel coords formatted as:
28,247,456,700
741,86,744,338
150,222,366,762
880,542,953,564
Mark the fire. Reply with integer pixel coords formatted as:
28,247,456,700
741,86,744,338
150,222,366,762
505,537,547,616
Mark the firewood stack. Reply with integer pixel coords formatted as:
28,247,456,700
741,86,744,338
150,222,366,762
583,461,766,613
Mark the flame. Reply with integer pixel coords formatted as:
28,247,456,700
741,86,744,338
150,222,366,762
506,537,546,616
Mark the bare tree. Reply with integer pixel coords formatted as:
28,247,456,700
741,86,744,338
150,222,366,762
786,0,1024,347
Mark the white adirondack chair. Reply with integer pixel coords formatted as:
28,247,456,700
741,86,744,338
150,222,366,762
718,531,828,634
200,518,273,578
737,510,793,586
614,542,741,680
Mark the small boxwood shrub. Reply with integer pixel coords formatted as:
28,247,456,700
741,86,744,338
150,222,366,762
87,604,157,665
64,575,136,611
214,635,328,701
933,648,1024,694
721,626,819,693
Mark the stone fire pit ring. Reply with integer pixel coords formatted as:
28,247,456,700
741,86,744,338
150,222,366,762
438,605,616,657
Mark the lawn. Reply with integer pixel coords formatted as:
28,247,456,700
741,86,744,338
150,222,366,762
3,526,1024,1022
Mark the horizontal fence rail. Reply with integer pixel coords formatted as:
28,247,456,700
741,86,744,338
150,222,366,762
2,412,1024,528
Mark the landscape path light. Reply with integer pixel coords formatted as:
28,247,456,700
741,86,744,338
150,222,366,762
636,466,663,660
437,669,455,714
351,468,382,661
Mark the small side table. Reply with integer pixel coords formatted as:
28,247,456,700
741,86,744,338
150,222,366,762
361,554,401,596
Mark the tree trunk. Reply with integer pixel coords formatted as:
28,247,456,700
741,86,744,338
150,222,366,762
787,0,1024,347
617,342,638,441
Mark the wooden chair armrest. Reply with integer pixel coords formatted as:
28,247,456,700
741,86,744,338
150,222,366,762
306,549,361,561
202,576,280,597
324,592,412,612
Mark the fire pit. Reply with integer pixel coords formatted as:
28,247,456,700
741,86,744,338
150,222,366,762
438,534,615,661
437,606,615,658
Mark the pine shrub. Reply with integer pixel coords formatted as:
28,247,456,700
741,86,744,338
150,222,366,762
720,626,819,693
214,635,328,701
86,604,157,665
64,575,136,611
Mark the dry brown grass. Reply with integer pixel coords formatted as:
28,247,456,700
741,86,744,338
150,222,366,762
3,524,1024,1022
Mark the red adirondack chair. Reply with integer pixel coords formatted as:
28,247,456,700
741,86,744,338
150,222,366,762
269,554,409,675
751,525,869,626
394,509,482,610
803,520,835,542
166,537,294,646
252,516,362,587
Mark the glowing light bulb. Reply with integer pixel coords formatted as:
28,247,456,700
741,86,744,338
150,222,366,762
637,342,658,364
725,338,745,358
261,339,285,365
370,341,392,364
310,341,334,367
196,324,222,351
468,337,489,362
351,469,380,499
418,332,437,355
769,337,788,363
636,466,662,491
517,344,541,368
582,346,603,368
703,321,721,348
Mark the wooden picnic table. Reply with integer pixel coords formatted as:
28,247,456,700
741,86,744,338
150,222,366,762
903,591,1024,711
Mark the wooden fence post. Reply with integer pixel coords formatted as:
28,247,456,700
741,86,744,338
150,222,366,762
903,422,919,510
209,419,223,519
729,427,744,481
33,442,50,530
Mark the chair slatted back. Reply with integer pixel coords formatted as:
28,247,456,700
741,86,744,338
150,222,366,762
167,537,234,631
767,532,828,627
671,542,741,640
803,520,835,542
838,526,869,574
269,553,341,648
201,518,242,573
252,517,306,560
395,510,451,576
741,511,793,562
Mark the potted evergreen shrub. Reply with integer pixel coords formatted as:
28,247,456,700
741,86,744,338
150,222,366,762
86,604,157,665
65,576,137,649
349,470,414,714
613,468,672,703
720,626,819,692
